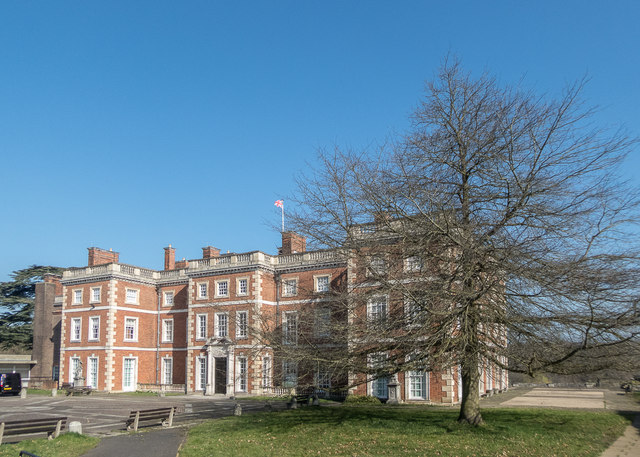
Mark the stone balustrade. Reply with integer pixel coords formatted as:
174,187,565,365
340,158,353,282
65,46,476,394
62,249,344,283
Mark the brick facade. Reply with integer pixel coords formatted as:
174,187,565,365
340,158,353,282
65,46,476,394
34,232,507,402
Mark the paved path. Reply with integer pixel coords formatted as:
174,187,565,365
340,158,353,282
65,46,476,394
500,388,605,408
80,427,187,457
480,387,640,456
0,393,285,437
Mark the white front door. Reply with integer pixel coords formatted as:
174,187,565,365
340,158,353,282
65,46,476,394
123,358,137,391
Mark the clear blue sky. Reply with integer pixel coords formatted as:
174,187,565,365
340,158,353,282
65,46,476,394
1,1,638,280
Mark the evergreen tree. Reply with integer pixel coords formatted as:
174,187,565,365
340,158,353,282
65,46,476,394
0,265,63,351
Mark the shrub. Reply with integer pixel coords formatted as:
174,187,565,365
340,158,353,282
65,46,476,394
344,394,382,404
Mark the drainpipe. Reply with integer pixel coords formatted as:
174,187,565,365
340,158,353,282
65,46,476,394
156,287,161,385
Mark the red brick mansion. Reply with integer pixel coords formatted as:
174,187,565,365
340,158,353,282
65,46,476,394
33,231,507,403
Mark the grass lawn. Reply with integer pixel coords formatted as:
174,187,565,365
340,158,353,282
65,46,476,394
0,433,99,457
180,406,630,457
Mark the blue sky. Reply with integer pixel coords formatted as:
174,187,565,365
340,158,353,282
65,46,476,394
1,1,638,280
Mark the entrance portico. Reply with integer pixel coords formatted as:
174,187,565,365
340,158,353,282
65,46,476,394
204,337,234,396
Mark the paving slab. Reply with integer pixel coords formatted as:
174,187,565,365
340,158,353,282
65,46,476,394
500,388,605,408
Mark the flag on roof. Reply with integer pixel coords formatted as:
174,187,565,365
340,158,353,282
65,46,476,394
274,200,284,208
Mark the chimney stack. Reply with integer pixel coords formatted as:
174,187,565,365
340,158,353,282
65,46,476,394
164,245,176,270
88,247,119,266
202,246,220,259
281,232,306,255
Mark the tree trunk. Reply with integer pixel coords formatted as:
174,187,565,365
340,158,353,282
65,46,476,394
458,355,484,425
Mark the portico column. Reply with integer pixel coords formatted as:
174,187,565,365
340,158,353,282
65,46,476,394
205,345,214,396
227,348,235,397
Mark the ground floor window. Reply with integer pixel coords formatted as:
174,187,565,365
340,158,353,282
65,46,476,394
369,353,388,399
408,370,428,400
262,356,271,388
163,358,173,385
123,357,137,391
196,357,207,391
316,366,331,389
237,357,248,392
371,376,388,399
88,357,98,389
69,357,81,384
283,360,297,387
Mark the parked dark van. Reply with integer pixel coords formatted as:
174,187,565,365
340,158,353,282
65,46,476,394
0,372,22,395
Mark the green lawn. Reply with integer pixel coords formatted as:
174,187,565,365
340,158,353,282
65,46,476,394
0,433,99,457
180,406,630,457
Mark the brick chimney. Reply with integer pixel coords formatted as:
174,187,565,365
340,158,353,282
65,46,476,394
373,211,391,225
202,246,220,259
281,232,306,255
175,258,189,269
88,247,119,266
43,273,63,295
164,245,176,270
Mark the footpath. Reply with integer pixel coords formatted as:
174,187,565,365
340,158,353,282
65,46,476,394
600,412,640,457
80,427,186,457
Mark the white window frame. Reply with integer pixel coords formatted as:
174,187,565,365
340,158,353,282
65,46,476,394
197,282,208,300
316,366,331,389
71,317,82,342
407,370,428,400
404,255,423,273
236,310,248,339
122,356,138,392
215,279,229,298
90,287,101,304
283,311,298,345
163,291,174,307
282,360,298,387
162,318,174,343
314,308,331,337
262,356,272,388
237,356,248,392
368,352,389,399
88,316,100,341
87,356,99,389
196,356,207,391
314,274,331,293
282,278,298,297
367,295,388,325
404,294,422,327
125,288,139,305
215,312,228,338
69,356,81,383
162,357,173,385
124,316,138,342
237,278,249,296
73,289,83,305
196,313,208,340
367,255,387,277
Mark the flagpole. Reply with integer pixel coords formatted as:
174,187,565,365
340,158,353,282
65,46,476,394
275,200,285,232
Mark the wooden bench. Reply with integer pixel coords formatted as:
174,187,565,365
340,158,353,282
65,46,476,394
125,407,175,432
61,383,92,396
287,394,312,408
0,417,67,445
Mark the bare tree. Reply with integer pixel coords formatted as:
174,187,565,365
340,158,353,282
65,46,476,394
266,60,640,425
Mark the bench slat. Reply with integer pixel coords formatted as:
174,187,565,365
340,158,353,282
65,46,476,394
125,407,174,432
0,417,66,445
